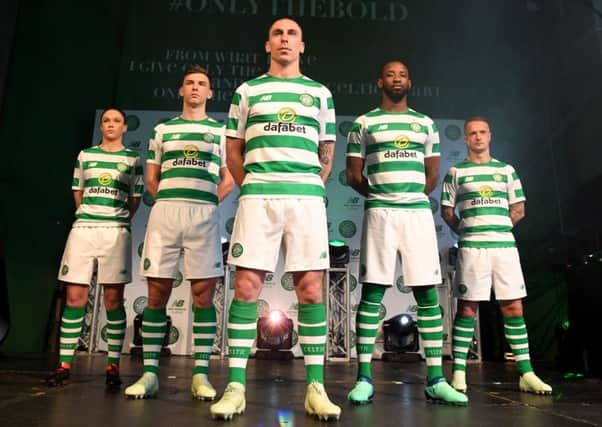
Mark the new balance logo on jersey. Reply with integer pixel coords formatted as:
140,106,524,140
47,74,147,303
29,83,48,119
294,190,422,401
260,95,272,101
264,122,307,134
377,124,388,131
172,158,207,167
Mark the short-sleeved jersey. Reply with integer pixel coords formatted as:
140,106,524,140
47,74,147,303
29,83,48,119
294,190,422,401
440,159,526,248
226,74,336,199
72,146,143,225
148,116,226,205
346,108,440,210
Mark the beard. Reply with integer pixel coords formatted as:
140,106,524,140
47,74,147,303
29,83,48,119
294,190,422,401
383,86,408,103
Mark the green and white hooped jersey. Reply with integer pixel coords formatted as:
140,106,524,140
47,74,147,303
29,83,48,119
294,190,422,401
148,116,226,205
346,108,440,210
72,146,143,225
226,74,336,199
441,159,526,248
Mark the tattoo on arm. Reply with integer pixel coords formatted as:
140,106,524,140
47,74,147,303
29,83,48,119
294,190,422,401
318,142,333,166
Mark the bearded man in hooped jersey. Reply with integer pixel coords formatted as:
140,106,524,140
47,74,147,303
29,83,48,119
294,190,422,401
125,65,234,399
210,18,341,421
345,60,468,406
441,116,552,396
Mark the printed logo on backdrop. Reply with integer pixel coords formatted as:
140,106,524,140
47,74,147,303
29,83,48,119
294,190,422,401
292,330,299,346
378,304,387,320
169,299,187,314
327,221,333,233
429,197,439,214
338,220,357,238
257,299,270,317
338,121,354,137
125,115,141,131
281,273,294,291
351,248,360,260
396,275,412,294
133,296,148,315
264,273,275,288
352,303,359,314
406,304,417,313
344,196,362,210
444,125,462,141
101,325,107,343
338,170,348,186
168,326,180,345
225,217,235,235
137,242,144,257
435,224,445,237
173,271,184,288
349,274,358,292
287,302,299,320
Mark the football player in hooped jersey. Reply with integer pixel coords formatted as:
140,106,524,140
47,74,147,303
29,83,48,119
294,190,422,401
210,18,340,421
346,61,468,406
441,117,552,395
125,65,234,399
47,108,143,389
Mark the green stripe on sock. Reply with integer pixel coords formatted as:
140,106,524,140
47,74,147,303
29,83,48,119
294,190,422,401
504,316,533,374
298,303,326,384
452,316,475,372
413,287,443,381
142,307,166,374
105,306,126,365
356,284,386,379
59,305,85,365
193,305,216,375
228,300,257,385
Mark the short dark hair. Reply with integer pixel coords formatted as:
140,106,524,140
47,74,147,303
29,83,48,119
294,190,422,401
464,116,490,131
100,107,126,122
182,64,211,86
379,60,410,78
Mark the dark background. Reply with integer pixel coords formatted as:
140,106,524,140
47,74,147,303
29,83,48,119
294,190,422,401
1,0,601,362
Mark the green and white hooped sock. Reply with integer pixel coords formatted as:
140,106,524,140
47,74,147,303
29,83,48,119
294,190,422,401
452,315,475,372
227,300,257,385
142,307,167,374
504,316,533,374
193,305,217,376
298,303,327,385
413,287,444,381
356,284,386,380
58,305,86,366
105,306,126,365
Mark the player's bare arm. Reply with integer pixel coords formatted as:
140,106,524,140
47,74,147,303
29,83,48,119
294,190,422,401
145,163,161,198
424,156,440,194
509,202,525,225
318,140,335,183
218,166,235,202
441,205,460,234
226,137,247,187
346,157,369,197
73,190,83,209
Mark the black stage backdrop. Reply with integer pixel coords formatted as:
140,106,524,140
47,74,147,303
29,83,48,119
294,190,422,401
1,0,601,356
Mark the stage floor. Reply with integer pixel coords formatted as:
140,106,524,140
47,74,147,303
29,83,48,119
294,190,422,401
0,354,600,426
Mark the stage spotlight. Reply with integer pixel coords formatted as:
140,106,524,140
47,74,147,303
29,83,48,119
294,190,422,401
256,309,294,351
329,239,350,267
383,313,419,353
